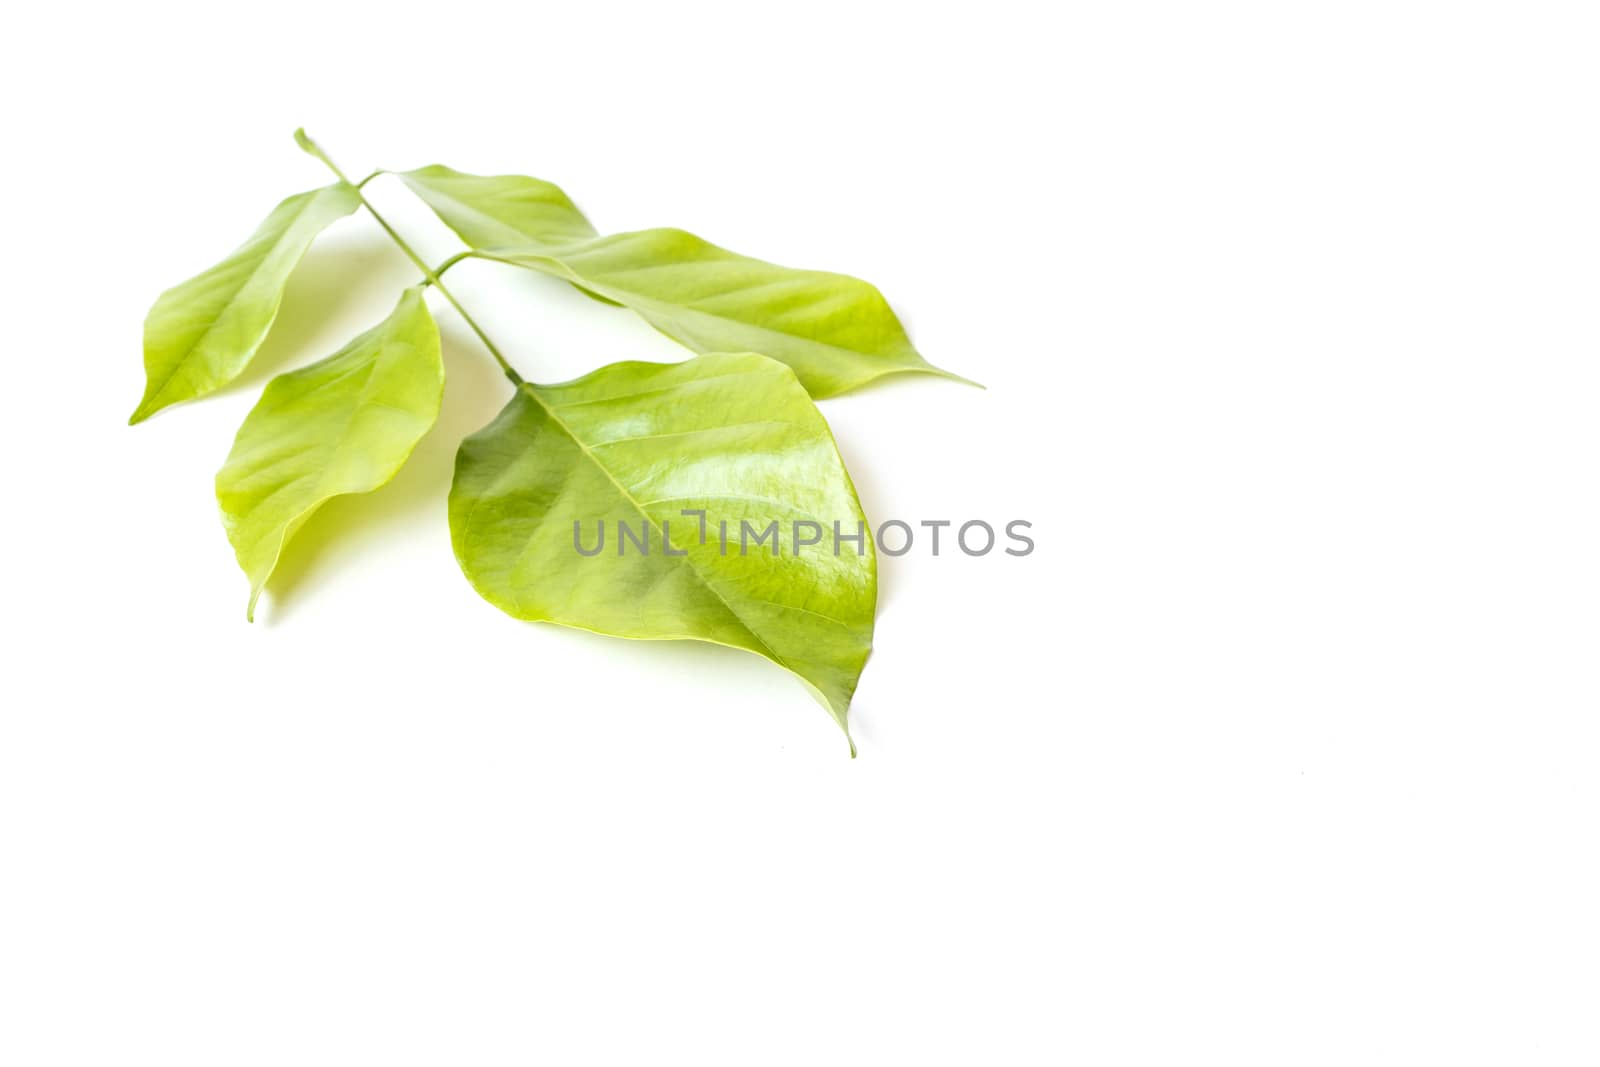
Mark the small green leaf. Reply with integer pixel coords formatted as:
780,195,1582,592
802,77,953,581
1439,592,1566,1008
131,182,360,423
216,287,443,620
398,164,599,251
450,352,876,750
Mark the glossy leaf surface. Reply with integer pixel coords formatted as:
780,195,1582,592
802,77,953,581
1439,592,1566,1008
450,352,876,748
216,288,443,619
132,182,360,423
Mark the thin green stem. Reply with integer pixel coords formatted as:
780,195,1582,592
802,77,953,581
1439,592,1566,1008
361,203,521,382
294,129,521,384
433,250,474,277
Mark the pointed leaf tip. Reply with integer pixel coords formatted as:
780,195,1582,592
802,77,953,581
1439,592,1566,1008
135,183,361,418
474,230,962,398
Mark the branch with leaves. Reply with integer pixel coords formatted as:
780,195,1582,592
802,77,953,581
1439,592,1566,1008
131,130,975,754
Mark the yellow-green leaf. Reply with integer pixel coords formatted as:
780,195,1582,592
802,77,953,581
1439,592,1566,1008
216,288,443,620
477,232,971,397
397,164,598,251
132,182,360,423
450,352,876,751
396,165,971,397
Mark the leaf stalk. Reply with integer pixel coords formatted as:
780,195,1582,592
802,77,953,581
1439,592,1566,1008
294,129,522,385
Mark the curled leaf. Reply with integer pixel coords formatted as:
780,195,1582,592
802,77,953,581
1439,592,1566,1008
216,288,443,619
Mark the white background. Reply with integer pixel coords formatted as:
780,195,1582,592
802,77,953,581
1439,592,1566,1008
3,1,1597,1062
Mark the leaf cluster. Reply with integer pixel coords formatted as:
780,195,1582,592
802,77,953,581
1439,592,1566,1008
132,130,975,753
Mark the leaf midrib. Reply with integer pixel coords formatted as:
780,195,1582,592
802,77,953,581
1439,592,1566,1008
481,249,924,373
144,187,346,412
514,375,799,679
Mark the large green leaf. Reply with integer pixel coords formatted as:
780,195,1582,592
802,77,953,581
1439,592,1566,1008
131,182,361,423
397,164,598,251
396,165,969,397
216,287,443,620
450,352,876,750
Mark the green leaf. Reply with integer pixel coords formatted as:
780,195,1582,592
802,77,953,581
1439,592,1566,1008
131,182,360,423
397,164,599,251
477,233,973,398
394,165,971,397
216,287,443,620
449,352,876,751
